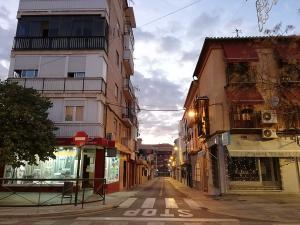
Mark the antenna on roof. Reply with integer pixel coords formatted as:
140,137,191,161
234,28,242,37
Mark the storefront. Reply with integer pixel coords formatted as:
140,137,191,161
226,134,300,192
1,137,115,192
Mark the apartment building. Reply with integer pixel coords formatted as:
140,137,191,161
181,36,300,194
2,0,138,193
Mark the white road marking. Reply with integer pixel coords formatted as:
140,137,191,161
165,198,178,208
123,209,141,217
142,209,157,217
183,198,203,209
76,217,239,223
119,198,138,208
141,198,156,208
160,209,175,217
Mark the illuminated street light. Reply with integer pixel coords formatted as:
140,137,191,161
174,146,178,151
188,110,196,118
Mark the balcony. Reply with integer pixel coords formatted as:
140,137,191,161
13,36,107,51
123,78,135,101
230,111,261,132
8,77,106,94
55,123,103,138
18,0,108,13
123,34,134,75
122,107,135,127
226,63,257,86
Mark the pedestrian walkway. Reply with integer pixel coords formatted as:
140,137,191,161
168,177,300,223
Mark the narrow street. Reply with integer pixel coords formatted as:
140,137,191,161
4,177,297,225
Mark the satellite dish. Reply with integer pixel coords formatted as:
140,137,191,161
270,96,280,108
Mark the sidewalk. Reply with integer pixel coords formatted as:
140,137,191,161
168,178,300,223
0,190,138,218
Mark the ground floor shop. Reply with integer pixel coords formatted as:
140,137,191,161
181,134,300,194
0,137,115,193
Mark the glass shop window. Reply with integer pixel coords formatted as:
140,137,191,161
105,155,120,184
228,157,260,181
3,149,78,184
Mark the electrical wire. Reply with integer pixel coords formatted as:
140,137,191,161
139,0,203,28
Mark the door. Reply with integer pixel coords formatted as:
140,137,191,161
260,157,281,187
123,161,127,188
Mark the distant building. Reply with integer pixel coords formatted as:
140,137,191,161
138,143,173,178
182,36,300,194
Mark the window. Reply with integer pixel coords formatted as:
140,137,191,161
115,84,119,99
14,70,38,78
65,106,84,122
67,72,85,78
231,105,258,128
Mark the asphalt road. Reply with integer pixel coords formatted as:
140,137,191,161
2,177,297,225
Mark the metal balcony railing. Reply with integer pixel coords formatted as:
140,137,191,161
8,77,106,94
230,112,261,129
13,36,107,51
123,78,135,99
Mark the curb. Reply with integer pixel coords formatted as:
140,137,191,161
0,200,125,219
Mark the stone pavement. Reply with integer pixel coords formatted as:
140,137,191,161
0,190,138,218
0,178,300,224
168,178,300,223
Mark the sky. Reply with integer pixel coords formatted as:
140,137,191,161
0,0,299,144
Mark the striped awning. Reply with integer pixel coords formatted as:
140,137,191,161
227,134,300,157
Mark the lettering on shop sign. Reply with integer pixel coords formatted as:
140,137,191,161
123,209,193,218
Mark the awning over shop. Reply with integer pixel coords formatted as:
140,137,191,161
281,87,300,105
223,43,259,62
226,86,265,104
56,137,115,148
227,134,300,157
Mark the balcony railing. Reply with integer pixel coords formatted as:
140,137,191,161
13,36,107,51
122,107,135,126
8,77,106,94
123,78,135,100
230,112,261,129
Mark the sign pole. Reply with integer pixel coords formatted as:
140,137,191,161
74,146,81,206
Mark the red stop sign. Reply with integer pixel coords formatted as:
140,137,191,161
73,131,88,147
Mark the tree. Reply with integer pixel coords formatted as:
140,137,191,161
0,81,57,169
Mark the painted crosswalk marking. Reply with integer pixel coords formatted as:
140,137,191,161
119,198,138,208
183,198,203,209
165,198,178,208
76,217,239,223
141,198,156,208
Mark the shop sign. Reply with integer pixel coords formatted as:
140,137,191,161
221,132,231,146
107,148,117,157
73,131,88,147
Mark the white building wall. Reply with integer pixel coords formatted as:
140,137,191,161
18,0,108,13
280,159,300,193
86,54,107,81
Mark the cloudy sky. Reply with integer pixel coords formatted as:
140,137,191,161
0,0,299,144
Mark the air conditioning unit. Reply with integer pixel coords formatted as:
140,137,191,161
106,133,114,140
262,129,278,139
261,110,277,124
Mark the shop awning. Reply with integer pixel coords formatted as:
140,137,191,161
276,44,300,62
226,86,265,104
281,87,300,105
223,43,259,62
227,134,300,157
56,137,115,148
